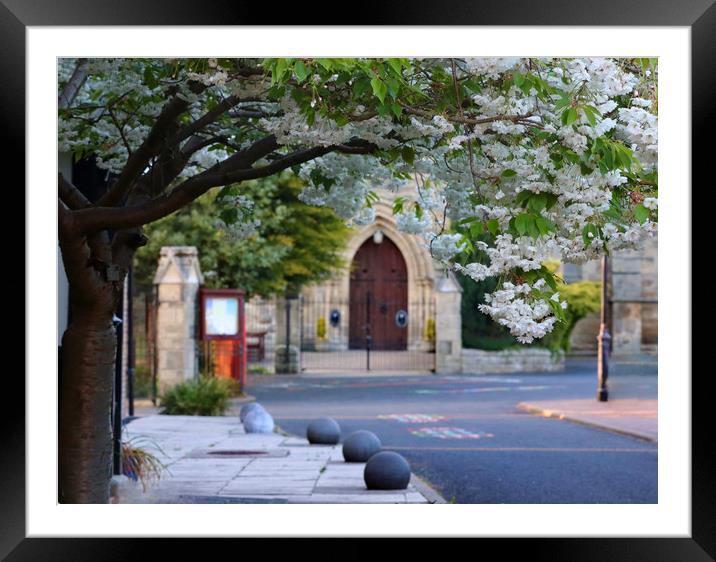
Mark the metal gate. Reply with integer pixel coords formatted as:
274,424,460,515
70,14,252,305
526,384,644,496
300,297,436,373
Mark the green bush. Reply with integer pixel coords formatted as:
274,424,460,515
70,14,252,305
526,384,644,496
542,281,601,352
160,376,230,416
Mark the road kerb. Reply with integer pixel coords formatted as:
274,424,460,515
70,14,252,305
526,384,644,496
410,473,447,504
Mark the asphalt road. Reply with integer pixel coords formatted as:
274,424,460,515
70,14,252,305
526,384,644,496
246,360,658,504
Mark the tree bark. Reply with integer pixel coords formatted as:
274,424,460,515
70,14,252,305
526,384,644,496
58,225,123,504
58,306,116,503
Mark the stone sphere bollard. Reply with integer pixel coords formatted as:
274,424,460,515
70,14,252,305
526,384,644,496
306,417,341,445
240,402,266,423
364,451,411,490
342,430,381,462
243,409,275,434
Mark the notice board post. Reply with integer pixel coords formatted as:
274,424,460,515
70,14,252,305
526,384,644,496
199,288,246,387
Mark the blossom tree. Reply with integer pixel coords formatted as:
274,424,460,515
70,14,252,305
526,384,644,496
57,57,658,502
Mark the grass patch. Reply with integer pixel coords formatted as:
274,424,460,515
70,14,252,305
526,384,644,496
248,365,272,375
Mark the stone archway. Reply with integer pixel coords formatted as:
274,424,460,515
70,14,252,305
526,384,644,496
301,195,437,352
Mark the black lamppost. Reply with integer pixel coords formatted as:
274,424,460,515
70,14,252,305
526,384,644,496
597,255,611,402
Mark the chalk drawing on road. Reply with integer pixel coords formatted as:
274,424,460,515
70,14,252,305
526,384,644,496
408,427,495,439
378,414,447,423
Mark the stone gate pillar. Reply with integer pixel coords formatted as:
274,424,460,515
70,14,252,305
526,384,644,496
153,246,203,396
435,270,463,374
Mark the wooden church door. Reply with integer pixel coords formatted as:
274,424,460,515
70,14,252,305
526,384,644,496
349,236,408,350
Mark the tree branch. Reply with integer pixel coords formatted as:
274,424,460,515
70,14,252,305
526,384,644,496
71,137,377,234
402,104,541,129
58,59,88,110
58,174,90,210
94,96,191,207
172,94,241,144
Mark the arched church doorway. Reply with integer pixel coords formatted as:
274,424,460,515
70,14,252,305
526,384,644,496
349,235,408,350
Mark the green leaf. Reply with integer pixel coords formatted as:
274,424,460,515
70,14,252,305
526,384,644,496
582,224,600,246
634,204,650,224
143,67,158,89
392,196,406,215
353,78,371,98
293,61,309,83
583,107,597,126
514,190,532,207
534,215,555,235
501,169,517,177
562,107,578,126
273,58,288,84
528,193,548,213
376,102,391,117
370,77,388,103
514,213,531,236
544,193,559,210
540,267,559,292
526,216,540,238
486,219,500,236
219,207,239,225
401,146,415,165
386,58,403,75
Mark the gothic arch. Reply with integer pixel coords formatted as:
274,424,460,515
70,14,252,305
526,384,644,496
307,200,436,351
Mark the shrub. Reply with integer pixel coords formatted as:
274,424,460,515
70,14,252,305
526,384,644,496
160,376,230,416
542,281,602,352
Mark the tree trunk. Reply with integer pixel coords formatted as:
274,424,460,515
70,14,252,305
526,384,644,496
58,226,123,504
58,308,116,503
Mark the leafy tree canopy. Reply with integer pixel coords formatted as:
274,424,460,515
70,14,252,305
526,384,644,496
134,173,350,296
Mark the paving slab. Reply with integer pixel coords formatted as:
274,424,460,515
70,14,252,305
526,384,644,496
517,398,657,442
115,414,440,504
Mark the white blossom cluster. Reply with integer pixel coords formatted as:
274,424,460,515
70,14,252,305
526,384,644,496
58,57,658,343
477,280,564,343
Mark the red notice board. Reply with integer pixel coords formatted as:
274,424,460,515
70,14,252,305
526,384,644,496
199,288,246,385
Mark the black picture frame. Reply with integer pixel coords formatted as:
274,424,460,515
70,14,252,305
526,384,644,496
8,1,711,559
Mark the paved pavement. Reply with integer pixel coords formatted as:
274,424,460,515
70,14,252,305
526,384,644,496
517,398,657,442
115,414,434,504
246,359,658,504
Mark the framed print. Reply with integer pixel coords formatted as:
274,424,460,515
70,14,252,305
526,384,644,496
11,0,713,559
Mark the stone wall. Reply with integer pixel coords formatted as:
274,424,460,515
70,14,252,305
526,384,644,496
564,234,657,358
461,348,565,375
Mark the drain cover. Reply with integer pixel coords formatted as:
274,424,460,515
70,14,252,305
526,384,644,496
207,450,267,457
187,447,290,459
